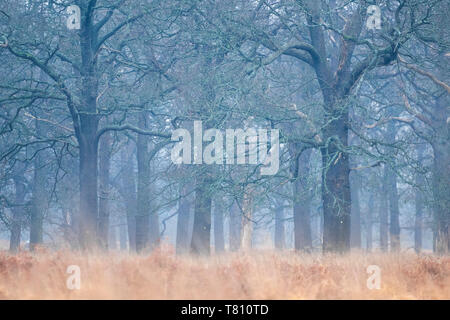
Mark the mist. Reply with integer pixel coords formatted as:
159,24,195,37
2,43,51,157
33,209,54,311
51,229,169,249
0,0,448,300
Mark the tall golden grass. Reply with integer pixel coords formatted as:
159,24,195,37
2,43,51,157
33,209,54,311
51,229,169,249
0,246,448,299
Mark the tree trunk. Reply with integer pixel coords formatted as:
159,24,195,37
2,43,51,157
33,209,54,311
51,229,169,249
214,200,225,253
30,119,46,251
303,0,395,253
240,189,254,250
176,184,192,254
121,148,136,252
136,114,151,252
429,87,449,254
97,132,111,250
292,149,312,251
229,199,241,251
109,223,117,250
414,189,424,254
119,215,128,250
148,180,160,250
321,115,351,253
135,113,160,252
77,8,100,250
9,176,26,253
191,174,212,255
319,204,323,246
380,168,389,252
274,205,285,250
78,131,99,250
431,138,450,254
429,21,450,255
414,143,426,254
350,171,362,249
366,192,374,252
385,123,401,252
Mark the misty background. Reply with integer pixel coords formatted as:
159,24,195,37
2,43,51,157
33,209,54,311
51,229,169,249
0,0,448,256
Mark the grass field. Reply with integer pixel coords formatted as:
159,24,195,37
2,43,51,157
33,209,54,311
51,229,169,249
0,247,448,299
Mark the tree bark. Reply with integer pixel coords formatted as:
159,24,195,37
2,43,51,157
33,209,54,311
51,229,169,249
109,223,117,250
430,10,450,255
97,131,111,250
350,171,362,249
78,131,99,250
119,215,128,250
292,149,312,251
191,174,212,255
136,114,151,252
430,88,449,254
148,178,160,250
366,192,374,252
431,136,450,254
176,184,192,254
385,122,401,252
77,5,100,250
120,147,137,252
9,176,26,253
274,205,285,250
321,113,351,253
387,167,401,252
414,144,425,254
229,199,241,251
380,168,389,252
240,188,254,250
214,200,225,253
30,119,46,251
302,0,396,253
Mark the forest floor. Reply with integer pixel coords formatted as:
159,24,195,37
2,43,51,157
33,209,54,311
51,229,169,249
0,247,448,299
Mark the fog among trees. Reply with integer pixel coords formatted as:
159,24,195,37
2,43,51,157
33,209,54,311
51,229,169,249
0,0,448,258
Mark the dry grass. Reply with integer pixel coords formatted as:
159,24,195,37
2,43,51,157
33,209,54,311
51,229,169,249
0,246,448,300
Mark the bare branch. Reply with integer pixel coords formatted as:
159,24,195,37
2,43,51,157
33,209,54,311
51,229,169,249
398,55,450,94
